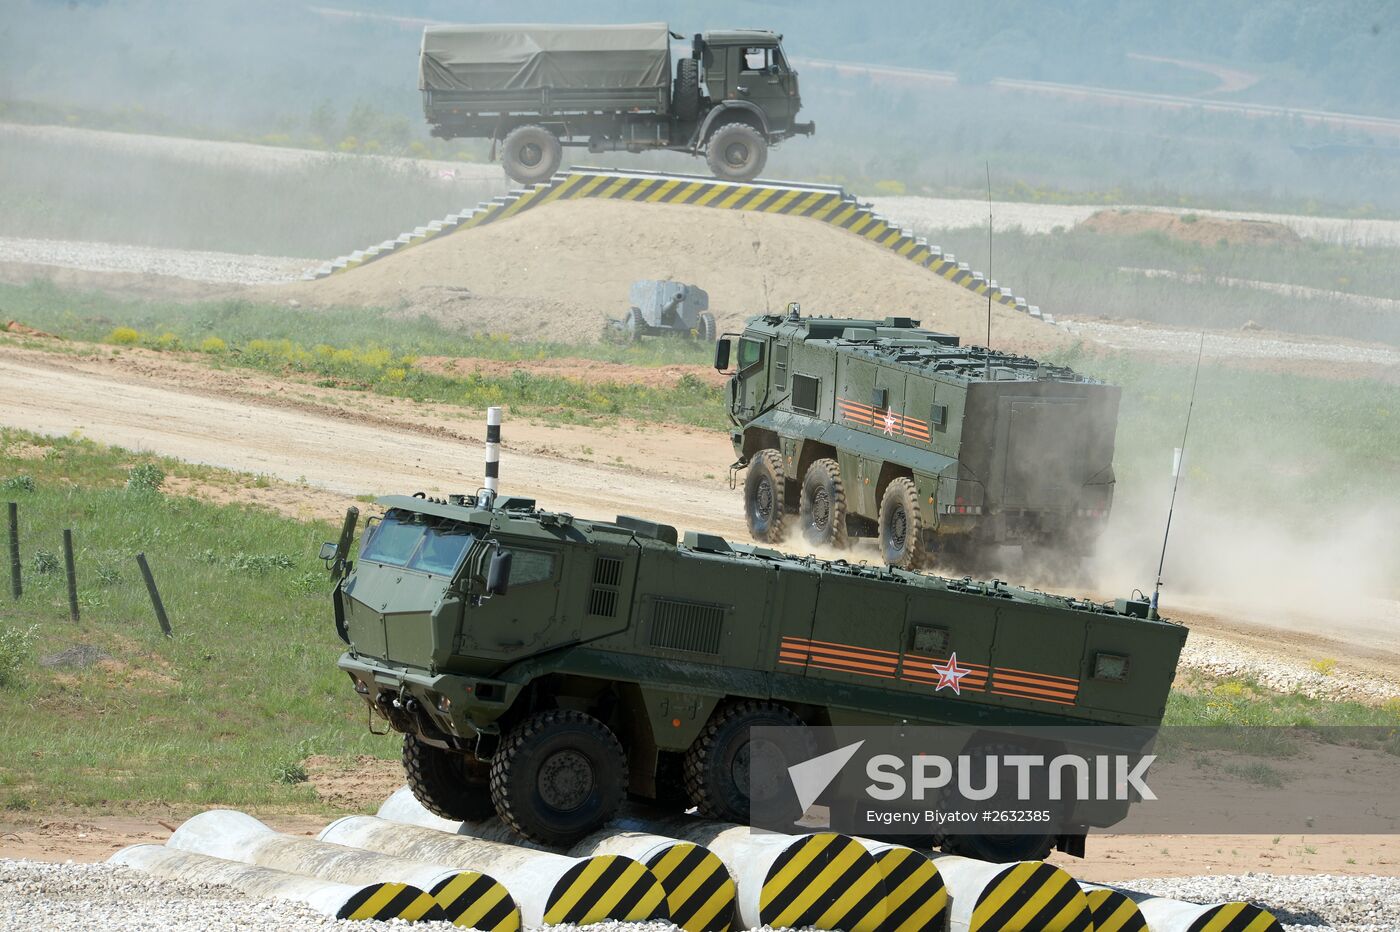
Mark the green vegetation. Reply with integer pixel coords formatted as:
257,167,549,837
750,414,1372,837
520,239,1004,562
0,283,726,430
0,429,383,810
1166,671,1400,728
911,224,1400,345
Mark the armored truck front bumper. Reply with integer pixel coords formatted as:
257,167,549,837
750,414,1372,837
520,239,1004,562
338,652,519,746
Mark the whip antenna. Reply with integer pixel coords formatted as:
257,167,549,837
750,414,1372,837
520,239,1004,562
1149,331,1206,620
985,161,993,378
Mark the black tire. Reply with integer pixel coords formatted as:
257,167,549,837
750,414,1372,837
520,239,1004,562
500,124,562,186
624,306,645,343
879,477,926,569
696,312,717,343
683,699,816,826
489,709,627,846
705,122,768,182
798,458,848,549
673,58,701,122
743,449,786,543
403,733,496,822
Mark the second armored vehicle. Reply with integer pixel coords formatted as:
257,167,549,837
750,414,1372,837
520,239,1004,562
419,22,815,184
717,309,1121,571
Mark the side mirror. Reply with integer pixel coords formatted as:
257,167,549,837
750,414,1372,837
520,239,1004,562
713,339,731,371
486,548,513,597
318,542,338,561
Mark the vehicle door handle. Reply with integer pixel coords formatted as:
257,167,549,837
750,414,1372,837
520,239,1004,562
736,85,749,94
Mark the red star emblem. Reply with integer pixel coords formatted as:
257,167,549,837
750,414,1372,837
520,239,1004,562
882,410,898,435
931,652,972,694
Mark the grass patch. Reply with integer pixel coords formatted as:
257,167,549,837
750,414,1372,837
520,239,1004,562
0,429,390,811
0,283,727,430
1165,670,1400,728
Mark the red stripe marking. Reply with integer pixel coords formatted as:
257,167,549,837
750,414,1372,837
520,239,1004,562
996,666,1080,685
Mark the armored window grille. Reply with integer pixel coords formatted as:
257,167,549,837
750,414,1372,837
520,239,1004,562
912,624,950,654
774,344,789,390
792,374,820,414
649,599,724,654
588,556,623,617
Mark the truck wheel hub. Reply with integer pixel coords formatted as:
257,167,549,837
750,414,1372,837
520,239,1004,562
537,749,594,811
724,142,750,166
519,143,543,166
753,479,774,518
890,511,908,549
810,490,830,528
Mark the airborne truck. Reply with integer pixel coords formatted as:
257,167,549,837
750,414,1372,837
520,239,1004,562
718,310,1121,570
419,22,814,184
327,482,1184,863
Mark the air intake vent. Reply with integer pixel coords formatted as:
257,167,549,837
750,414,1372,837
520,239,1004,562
588,556,623,617
649,599,724,654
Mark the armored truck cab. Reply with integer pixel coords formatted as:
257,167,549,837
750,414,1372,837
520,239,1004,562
331,491,1182,861
718,311,1120,571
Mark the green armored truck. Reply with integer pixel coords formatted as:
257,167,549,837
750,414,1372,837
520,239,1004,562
328,487,1183,861
419,22,814,184
717,310,1121,571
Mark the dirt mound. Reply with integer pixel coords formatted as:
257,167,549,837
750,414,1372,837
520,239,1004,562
1080,209,1302,246
275,199,1064,354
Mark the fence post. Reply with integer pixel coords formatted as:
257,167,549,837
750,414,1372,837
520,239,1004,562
7,502,18,599
136,553,172,638
62,528,79,623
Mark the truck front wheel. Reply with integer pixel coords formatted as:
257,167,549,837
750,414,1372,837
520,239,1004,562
501,124,562,186
879,477,927,569
705,122,767,182
743,449,786,543
489,709,627,846
402,733,496,822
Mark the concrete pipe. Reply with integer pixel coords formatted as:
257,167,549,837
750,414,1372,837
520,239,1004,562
1129,893,1283,932
166,810,520,931
1079,883,1148,931
320,815,668,927
108,844,446,922
852,838,948,932
378,790,738,932
933,855,1093,932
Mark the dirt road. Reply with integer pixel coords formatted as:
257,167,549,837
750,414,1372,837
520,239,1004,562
0,343,746,539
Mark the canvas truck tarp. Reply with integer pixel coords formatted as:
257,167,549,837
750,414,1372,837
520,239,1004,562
420,22,672,93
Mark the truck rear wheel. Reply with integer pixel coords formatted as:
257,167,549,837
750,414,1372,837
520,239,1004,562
500,124,562,186
403,733,496,822
799,458,848,549
673,58,701,122
683,699,815,826
879,477,926,569
705,122,767,182
743,449,786,543
490,709,627,846
625,306,645,342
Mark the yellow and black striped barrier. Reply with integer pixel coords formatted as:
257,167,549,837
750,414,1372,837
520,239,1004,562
758,832,889,932
642,841,739,932
541,853,670,925
1081,885,1148,932
858,843,947,932
339,881,450,922
305,167,1046,324
1187,903,1284,931
966,861,1092,932
428,871,523,931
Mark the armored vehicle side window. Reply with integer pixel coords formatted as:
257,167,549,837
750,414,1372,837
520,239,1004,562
738,337,764,371
912,624,950,654
931,403,948,430
792,374,820,414
774,344,789,389
508,549,557,587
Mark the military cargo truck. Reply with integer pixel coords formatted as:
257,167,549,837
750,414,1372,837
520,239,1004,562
328,488,1183,861
716,309,1120,571
419,22,814,184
